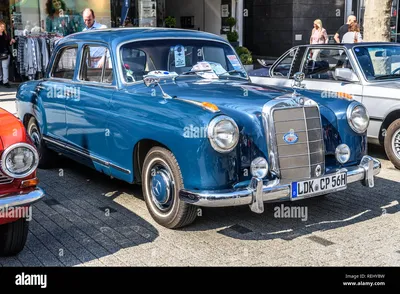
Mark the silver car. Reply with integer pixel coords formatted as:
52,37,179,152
250,43,400,170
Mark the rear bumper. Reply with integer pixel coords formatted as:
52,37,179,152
179,155,381,213
0,187,45,210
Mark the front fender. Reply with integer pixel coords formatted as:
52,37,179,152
16,81,48,135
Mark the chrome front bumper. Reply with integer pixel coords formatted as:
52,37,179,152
180,156,381,214
0,187,45,210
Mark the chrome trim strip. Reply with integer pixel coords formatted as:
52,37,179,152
43,136,131,174
279,150,323,158
0,169,14,185
277,139,323,147
0,187,45,210
274,116,320,123
280,162,324,170
275,127,321,134
302,106,312,176
180,156,381,210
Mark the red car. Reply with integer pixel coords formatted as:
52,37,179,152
0,107,44,256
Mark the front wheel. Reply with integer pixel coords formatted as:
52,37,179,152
142,147,197,229
0,218,29,256
27,117,58,168
384,119,400,170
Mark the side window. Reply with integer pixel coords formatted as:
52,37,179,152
52,47,77,79
120,48,148,82
80,45,113,83
303,48,354,80
271,49,297,77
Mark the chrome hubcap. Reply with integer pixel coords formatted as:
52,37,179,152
392,129,400,160
29,127,41,150
149,163,174,211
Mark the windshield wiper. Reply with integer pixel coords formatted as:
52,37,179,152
218,69,248,79
374,74,400,80
173,69,215,81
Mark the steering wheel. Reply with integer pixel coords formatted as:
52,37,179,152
391,67,400,75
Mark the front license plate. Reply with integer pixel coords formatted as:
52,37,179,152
291,172,347,199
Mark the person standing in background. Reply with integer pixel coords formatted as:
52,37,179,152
82,8,107,31
334,15,357,43
310,19,329,44
0,21,16,88
82,9,108,68
342,22,363,43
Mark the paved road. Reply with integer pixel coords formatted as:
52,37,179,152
1,87,399,267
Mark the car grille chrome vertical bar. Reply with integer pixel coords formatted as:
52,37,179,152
262,95,325,181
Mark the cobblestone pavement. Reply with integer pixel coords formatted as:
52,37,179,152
1,87,399,267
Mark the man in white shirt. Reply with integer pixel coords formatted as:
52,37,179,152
82,8,108,68
82,8,107,31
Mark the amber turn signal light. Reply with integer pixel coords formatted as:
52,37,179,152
20,178,39,189
202,102,219,112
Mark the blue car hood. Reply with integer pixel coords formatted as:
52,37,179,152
157,78,291,113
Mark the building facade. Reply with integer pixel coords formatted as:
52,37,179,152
0,0,396,77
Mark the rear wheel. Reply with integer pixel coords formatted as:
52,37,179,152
384,119,400,170
27,117,58,168
142,147,197,229
0,218,29,256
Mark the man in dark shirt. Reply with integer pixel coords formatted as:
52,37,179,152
334,15,357,43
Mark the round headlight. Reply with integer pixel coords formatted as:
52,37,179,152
208,116,239,153
1,143,39,178
251,157,269,179
347,102,369,134
335,144,351,164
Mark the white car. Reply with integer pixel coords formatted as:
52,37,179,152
249,43,400,169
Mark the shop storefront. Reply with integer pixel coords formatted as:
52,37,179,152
0,0,235,82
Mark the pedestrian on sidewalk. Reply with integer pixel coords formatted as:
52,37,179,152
0,21,16,88
334,15,357,43
310,19,329,44
342,22,363,43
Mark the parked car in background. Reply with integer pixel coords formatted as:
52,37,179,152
0,108,43,256
16,28,380,229
250,43,400,169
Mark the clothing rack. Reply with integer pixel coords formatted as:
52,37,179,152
13,33,63,80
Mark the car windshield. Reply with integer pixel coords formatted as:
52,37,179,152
354,45,400,81
119,39,248,82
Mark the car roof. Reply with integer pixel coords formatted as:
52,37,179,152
57,28,228,46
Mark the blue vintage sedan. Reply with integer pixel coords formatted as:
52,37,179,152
16,28,381,228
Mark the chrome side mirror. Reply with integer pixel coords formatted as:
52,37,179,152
143,76,160,87
335,68,359,82
293,72,305,88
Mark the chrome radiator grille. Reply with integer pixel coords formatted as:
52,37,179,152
0,170,13,185
273,106,325,180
